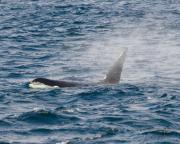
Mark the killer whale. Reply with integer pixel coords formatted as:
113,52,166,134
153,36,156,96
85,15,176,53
29,78,89,88
29,50,127,88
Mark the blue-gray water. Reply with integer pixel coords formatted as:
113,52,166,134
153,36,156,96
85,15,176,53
0,0,180,143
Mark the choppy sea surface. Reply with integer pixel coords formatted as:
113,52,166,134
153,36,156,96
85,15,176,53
0,0,180,143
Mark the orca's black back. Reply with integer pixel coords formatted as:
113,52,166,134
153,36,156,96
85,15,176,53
32,78,82,87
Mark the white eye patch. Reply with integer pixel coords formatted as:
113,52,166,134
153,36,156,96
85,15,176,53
29,82,58,89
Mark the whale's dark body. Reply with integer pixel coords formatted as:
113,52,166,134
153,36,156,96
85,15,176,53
29,50,127,88
32,78,88,87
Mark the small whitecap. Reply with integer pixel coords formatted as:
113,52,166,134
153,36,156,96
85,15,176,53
62,108,81,113
147,96,158,103
56,141,69,144
62,109,75,113
33,107,43,112
129,104,149,111
54,27,66,32
83,134,102,140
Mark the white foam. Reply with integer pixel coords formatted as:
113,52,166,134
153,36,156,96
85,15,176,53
56,141,69,144
129,104,149,111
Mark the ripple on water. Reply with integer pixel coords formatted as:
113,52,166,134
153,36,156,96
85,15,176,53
0,120,11,127
141,129,180,137
17,109,80,125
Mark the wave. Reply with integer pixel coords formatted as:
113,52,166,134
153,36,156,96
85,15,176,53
17,109,80,125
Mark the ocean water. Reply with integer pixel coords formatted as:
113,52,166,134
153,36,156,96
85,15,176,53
0,0,180,143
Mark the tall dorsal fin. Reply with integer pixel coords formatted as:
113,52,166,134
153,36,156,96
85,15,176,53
103,49,127,84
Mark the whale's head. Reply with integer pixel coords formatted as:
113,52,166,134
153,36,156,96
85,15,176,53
29,78,58,89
